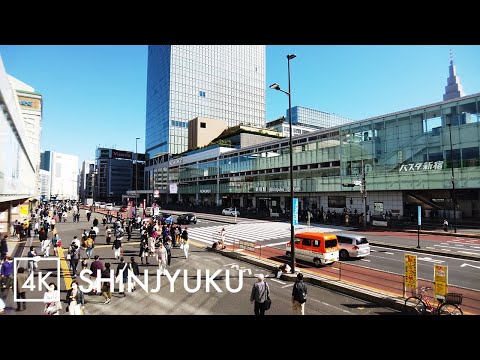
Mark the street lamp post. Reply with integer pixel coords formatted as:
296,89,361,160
135,137,140,219
269,53,297,273
447,123,457,233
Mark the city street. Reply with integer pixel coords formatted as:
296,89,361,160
3,214,400,315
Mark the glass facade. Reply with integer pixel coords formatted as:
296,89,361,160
146,45,266,158
152,94,480,217
286,106,353,129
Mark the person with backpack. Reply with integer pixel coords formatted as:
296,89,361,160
292,273,308,315
181,227,189,259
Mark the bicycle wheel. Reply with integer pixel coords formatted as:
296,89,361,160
404,296,427,314
438,303,463,315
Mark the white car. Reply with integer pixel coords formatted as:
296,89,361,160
336,233,371,260
106,203,113,211
99,202,106,209
222,208,240,216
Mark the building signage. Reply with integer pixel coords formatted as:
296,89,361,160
112,150,132,160
269,186,301,192
255,186,267,192
19,100,33,107
434,265,448,301
292,198,299,226
169,158,183,167
200,189,211,193
404,254,417,290
169,183,178,194
399,161,443,172
374,202,384,212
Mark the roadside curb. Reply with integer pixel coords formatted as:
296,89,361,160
403,229,480,238
205,246,408,313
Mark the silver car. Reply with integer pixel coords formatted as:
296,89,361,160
336,233,370,260
222,208,240,216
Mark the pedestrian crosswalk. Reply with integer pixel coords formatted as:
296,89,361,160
188,222,341,247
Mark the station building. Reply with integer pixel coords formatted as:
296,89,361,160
145,92,480,219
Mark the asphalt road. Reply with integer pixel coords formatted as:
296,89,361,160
3,216,400,315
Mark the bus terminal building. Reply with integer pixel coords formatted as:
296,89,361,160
145,93,480,220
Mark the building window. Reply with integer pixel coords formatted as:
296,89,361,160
199,91,206,97
200,122,206,128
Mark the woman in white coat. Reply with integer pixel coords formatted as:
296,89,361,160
156,242,168,275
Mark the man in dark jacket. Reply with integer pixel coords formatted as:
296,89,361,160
128,257,140,292
16,267,28,311
116,257,129,296
292,272,308,315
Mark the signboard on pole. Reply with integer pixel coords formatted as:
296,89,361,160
292,198,298,226
404,254,417,290
417,205,422,226
434,265,448,301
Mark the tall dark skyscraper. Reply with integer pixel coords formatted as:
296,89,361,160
145,45,266,158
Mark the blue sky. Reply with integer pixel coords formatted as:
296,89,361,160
0,45,479,165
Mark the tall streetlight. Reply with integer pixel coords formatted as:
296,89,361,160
446,123,457,233
269,53,296,273
135,137,140,217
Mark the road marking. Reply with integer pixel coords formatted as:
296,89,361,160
58,247,72,290
458,251,480,255
308,297,352,314
465,240,478,243
270,278,286,285
281,284,294,288
360,259,370,262
460,263,480,270
434,244,480,252
370,249,376,252
254,241,289,248
385,252,394,255
417,256,444,263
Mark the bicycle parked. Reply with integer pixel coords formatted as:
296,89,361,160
404,286,463,315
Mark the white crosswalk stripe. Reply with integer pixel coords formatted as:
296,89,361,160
188,222,341,246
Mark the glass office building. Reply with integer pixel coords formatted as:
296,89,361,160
286,106,353,129
146,45,266,158
146,93,480,218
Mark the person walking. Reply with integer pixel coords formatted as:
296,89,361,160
43,283,62,315
101,263,113,304
292,273,308,315
106,226,112,245
250,274,270,316
0,235,8,261
116,257,129,297
68,242,80,278
90,255,104,295
51,232,60,257
443,219,449,232
15,267,28,311
220,227,226,250
181,227,189,259
85,235,94,259
139,237,150,265
164,237,172,266
66,281,85,315
39,228,49,257
156,243,168,275
127,257,140,292
112,237,122,260
27,246,38,273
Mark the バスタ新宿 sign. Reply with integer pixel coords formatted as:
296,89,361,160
399,161,443,172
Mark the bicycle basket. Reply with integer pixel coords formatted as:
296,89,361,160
445,293,463,305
